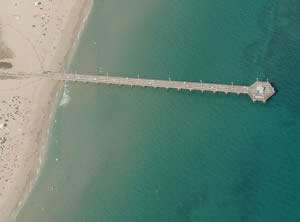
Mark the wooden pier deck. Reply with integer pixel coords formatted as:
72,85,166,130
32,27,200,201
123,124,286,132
0,72,275,103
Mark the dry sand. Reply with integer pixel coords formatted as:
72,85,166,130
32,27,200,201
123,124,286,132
0,0,93,221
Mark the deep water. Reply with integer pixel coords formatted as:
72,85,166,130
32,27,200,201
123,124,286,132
17,0,300,221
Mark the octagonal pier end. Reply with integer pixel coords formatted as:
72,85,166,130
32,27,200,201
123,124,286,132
248,81,275,103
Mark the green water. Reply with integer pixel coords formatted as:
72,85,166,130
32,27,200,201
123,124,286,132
17,0,300,221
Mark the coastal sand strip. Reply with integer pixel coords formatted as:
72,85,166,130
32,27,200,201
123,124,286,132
0,0,93,221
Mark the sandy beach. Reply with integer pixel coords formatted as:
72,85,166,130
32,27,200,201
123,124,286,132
0,0,93,221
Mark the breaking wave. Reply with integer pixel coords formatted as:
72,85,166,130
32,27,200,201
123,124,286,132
59,84,71,107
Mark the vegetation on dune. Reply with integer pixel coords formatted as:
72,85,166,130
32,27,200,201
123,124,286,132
0,42,14,60
0,26,14,68
0,61,13,69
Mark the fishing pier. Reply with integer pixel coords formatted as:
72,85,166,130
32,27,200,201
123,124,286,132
0,72,275,103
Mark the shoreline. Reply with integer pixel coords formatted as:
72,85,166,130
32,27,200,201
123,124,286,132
48,0,94,72
13,0,94,220
64,0,94,71
0,0,94,221
11,83,62,220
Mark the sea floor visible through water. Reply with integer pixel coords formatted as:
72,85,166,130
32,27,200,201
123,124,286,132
17,0,300,221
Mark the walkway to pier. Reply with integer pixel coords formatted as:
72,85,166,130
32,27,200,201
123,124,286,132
0,72,275,103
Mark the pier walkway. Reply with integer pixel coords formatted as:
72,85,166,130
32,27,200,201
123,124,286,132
0,72,275,103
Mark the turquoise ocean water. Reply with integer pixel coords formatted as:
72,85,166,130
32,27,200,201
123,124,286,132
17,0,300,221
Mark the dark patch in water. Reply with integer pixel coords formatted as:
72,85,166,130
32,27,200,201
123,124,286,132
176,185,209,221
256,0,277,33
240,40,264,77
241,0,300,114
240,0,277,79
262,0,300,114
233,153,261,222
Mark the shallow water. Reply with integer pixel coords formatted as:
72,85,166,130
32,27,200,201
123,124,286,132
17,0,300,221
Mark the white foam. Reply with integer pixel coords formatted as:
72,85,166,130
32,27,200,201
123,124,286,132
59,83,71,107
